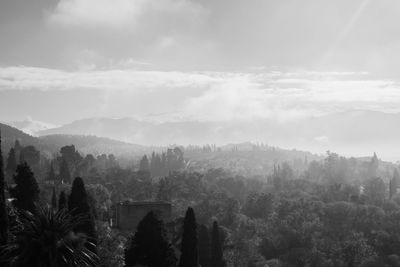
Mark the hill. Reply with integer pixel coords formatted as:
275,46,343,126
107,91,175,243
38,134,151,156
36,110,400,161
0,123,51,154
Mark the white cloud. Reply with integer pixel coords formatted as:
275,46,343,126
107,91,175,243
1,66,400,122
48,0,143,28
47,0,206,30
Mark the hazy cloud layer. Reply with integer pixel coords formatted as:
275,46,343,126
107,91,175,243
2,0,400,73
0,66,399,124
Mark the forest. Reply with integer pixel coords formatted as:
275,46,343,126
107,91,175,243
0,131,400,267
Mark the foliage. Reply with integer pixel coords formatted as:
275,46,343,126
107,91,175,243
0,206,98,267
97,222,126,267
211,221,226,267
198,224,210,267
124,211,177,267
68,177,97,251
10,162,40,213
179,207,198,267
0,133,9,245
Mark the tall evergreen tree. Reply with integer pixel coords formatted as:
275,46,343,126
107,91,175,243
124,211,177,267
139,155,150,172
0,132,9,245
58,191,67,211
6,148,17,181
68,177,97,251
198,225,211,267
51,187,57,210
47,161,56,183
10,162,40,213
211,221,225,267
179,207,198,267
390,169,399,199
59,159,71,184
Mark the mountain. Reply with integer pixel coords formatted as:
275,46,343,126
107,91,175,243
7,119,56,136
38,118,152,143
38,134,151,156
0,123,150,157
36,110,400,161
0,123,51,154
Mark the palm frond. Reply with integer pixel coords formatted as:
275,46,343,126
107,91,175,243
0,205,99,267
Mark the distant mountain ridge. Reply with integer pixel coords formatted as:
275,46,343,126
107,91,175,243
35,110,400,161
7,119,56,136
0,123,149,157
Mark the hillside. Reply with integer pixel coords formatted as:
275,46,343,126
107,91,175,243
0,123,51,154
38,134,151,156
36,110,400,161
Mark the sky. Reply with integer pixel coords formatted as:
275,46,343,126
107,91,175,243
1,0,400,128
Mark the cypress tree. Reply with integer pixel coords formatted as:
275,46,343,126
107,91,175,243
390,169,400,199
10,162,40,213
47,161,56,183
179,207,198,267
139,155,150,172
124,211,177,267
58,191,67,211
51,187,57,210
198,225,211,267
211,221,225,267
68,177,97,250
6,148,17,182
0,132,9,245
59,159,71,184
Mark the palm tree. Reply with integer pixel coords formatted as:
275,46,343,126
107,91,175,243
0,205,98,267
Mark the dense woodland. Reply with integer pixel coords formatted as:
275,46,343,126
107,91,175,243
1,130,400,267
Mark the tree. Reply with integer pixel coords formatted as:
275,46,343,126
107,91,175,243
51,187,57,210
19,145,40,175
139,155,150,172
363,177,386,205
0,132,9,245
58,191,67,211
390,169,399,199
179,207,198,267
0,206,98,267
124,211,177,267
10,162,40,213
68,177,97,251
198,225,211,267
368,153,379,178
59,159,71,184
47,161,56,183
211,221,225,267
5,148,17,181
60,145,82,174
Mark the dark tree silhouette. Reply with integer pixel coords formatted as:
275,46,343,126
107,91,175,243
58,191,67,211
139,155,150,172
51,187,57,210
47,161,56,183
179,207,198,267
68,177,97,252
124,211,177,267
0,206,98,267
198,224,211,267
6,147,17,181
390,169,399,199
0,133,9,245
211,221,225,267
59,159,71,184
10,162,40,213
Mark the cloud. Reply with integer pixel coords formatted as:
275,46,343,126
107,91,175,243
1,66,400,122
47,0,206,30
